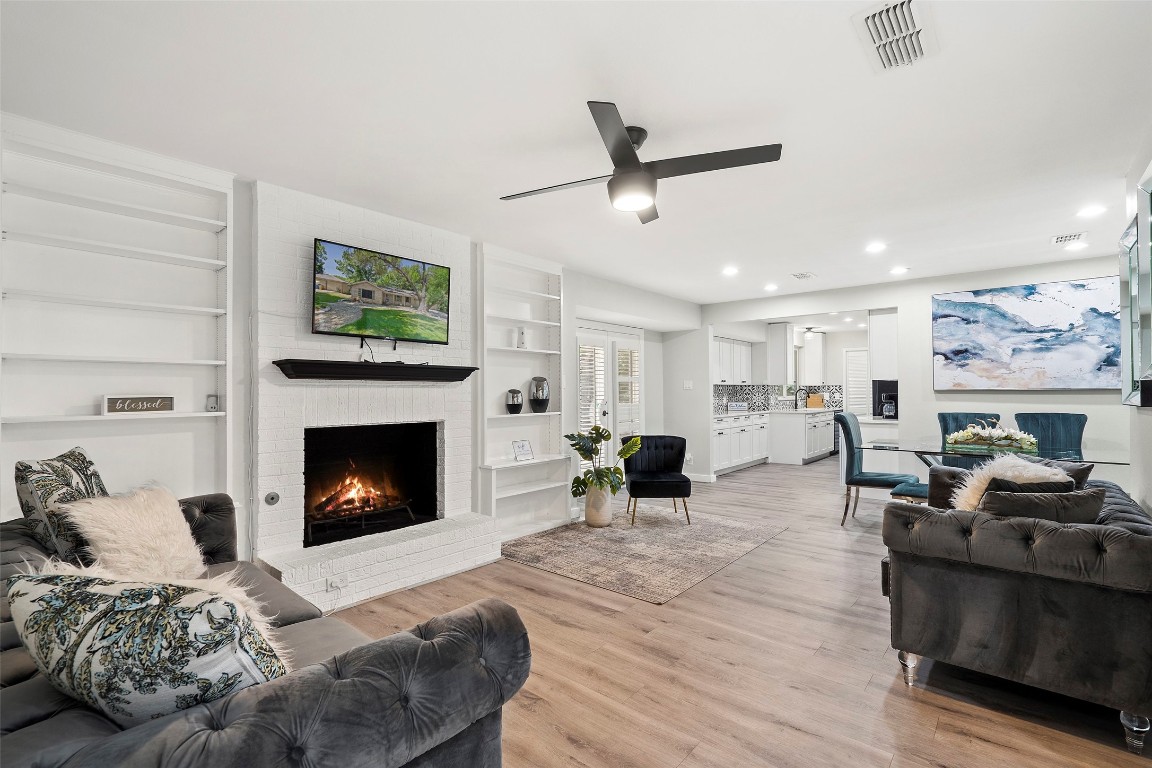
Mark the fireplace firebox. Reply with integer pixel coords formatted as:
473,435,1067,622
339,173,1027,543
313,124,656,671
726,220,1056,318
303,422,439,548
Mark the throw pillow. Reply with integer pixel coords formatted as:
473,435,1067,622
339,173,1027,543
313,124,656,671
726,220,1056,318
978,487,1107,524
985,478,1077,495
14,447,109,561
60,485,205,580
950,453,1070,512
1018,455,1094,489
5,564,289,728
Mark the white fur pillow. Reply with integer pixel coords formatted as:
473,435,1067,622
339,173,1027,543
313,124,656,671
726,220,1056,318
950,454,1071,511
59,485,205,579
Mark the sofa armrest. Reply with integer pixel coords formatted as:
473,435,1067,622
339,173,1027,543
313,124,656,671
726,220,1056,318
58,598,531,768
179,493,237,565
883,501,1152,593
927,465,968,509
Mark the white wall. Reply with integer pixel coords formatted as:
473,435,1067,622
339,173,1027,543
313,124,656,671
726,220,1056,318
563,269,701,332
823,331,868,390
661,328,713,477
643,330,665,433
705,255,1131,485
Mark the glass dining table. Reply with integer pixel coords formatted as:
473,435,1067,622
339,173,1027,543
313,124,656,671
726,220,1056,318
860,440,1131,467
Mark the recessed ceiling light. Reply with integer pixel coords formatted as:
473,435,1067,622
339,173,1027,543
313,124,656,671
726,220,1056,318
890,266,910,275
858,323,866,328
722,266,739,277
865,241,887,254
829,312,840,316
1076,205,1106,218
763,282,778,291
1064,241,1089,251
843,317,854,322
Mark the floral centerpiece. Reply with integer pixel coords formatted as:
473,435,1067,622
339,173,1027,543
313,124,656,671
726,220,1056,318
945,419,1038,454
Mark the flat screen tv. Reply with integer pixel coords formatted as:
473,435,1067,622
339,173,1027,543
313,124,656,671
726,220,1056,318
312,238,450,345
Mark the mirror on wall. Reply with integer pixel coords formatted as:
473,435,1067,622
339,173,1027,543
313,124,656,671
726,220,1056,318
1119,177,1152,406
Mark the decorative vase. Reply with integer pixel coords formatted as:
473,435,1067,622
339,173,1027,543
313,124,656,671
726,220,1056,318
505,389,523,415
529,376,550,413
584,486,612,527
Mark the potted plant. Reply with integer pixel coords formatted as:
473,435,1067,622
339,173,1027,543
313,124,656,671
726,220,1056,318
564,427,641,527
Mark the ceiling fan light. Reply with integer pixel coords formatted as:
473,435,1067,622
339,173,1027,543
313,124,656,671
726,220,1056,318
608,170,657,212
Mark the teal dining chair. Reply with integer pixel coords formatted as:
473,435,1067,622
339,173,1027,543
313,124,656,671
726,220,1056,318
1015,413,1087,461
834,412,919,525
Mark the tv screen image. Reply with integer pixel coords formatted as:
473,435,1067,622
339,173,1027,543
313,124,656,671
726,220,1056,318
312,238,451,345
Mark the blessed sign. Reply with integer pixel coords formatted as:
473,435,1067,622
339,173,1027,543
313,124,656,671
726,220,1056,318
103,396,175,415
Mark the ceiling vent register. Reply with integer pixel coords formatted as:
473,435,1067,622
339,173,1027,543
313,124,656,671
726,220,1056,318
791,272,817,281
1050,232,1087,246
853,1,936,71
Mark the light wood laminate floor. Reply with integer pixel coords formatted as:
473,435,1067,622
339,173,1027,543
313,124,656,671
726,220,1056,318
335,459,1143,767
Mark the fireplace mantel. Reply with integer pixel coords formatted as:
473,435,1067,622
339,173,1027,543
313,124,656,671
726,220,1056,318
273,359,478,383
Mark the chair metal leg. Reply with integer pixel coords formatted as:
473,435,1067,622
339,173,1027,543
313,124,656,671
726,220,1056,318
851,487,861,518
672,497,679,515
841,486,853,526
898,651,919,686
630,496,638,526
1122,711,1149,754
681,498,690,525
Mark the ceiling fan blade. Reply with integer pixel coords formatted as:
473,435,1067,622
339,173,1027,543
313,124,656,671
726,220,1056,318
588,101,642,170
645,144,782,180
500,173,613,201
637,205,659,224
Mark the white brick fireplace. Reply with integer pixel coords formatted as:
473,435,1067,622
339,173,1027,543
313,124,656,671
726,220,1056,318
251,182,498,611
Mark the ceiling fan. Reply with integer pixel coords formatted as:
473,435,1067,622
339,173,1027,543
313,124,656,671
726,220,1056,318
500,101,783,224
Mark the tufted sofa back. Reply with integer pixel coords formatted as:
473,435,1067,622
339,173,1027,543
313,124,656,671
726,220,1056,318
179,494,238,564
623,435,686,474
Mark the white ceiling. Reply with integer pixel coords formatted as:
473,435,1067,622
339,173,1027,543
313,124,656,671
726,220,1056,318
3,1,1149,305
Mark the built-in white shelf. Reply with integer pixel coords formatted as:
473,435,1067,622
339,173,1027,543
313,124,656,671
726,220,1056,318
489,285,561,302
485,314,561,328
487,258,560,278
498,517,571,539
1,411,227,424
2,289,225,316
2,230,226,271
495,479,571,500
485,345,561,356
487,411,562,421
3,182,227,232
480,453,571,470
2,352,226,366
2,137,230,198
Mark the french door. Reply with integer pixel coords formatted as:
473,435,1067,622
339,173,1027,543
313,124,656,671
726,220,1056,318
576,326,642,466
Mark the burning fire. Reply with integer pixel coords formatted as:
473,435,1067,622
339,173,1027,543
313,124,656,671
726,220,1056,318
311,460,401,520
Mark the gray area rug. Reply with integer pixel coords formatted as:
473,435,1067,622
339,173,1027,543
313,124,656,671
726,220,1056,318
501,503,787,604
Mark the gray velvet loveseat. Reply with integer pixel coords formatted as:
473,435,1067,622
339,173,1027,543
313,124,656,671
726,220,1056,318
882,465,1152,753
0,493,532,768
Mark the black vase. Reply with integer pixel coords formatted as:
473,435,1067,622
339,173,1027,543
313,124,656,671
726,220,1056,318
529,376,550,413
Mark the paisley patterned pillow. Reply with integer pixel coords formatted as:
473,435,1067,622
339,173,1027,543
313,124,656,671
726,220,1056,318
6,569,289,727
14,447,109,561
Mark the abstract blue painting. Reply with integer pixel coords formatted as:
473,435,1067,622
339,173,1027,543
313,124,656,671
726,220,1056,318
932,276,1121,390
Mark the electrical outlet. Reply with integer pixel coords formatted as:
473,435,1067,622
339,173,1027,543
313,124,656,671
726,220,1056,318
685,453,694,465
683,379,694,390
326,575,348,591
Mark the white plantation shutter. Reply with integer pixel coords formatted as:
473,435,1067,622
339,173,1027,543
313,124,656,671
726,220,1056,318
578,341,606,470
615,344,641,442
845,349,871,414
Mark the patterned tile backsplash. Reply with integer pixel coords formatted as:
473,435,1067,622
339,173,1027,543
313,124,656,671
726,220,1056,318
712,384,843,414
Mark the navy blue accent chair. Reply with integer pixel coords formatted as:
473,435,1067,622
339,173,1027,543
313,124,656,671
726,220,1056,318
938,412,1001,469
622,435,692,526
835,412,919,525
1015,413,1088,461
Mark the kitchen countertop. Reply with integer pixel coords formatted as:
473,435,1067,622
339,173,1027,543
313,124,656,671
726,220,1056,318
715,408,840,417
857,416,899,424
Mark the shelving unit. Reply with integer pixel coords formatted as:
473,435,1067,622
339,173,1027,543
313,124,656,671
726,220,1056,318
0,115,236,516
475,246,572,540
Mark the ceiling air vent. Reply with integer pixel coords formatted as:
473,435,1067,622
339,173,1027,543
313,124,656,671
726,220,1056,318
1050,232,1087,246
852,1,937,72
791,272,817,281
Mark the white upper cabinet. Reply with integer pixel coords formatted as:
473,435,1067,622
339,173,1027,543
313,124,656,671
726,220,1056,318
712,337,752,385
765,323,796,386
868,310,899,380
798,332,825,384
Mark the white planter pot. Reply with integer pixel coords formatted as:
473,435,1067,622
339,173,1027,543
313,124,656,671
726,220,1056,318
584,486,613,528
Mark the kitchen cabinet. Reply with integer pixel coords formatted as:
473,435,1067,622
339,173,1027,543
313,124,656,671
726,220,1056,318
712,337,752,385
868,311,899,380
768,410,836,465
798,332,825,384
766,323,797,386
711,413,769,472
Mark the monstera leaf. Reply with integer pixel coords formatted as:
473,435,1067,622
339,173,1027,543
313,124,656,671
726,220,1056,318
617,436,641,460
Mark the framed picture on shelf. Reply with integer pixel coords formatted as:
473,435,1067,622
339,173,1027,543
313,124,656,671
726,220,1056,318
512,440,534,462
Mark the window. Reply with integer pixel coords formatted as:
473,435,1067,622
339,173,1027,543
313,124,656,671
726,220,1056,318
360,288,374,301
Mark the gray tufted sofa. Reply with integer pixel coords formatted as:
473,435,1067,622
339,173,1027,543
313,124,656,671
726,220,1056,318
1,494,531,768
882,465,1152,753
